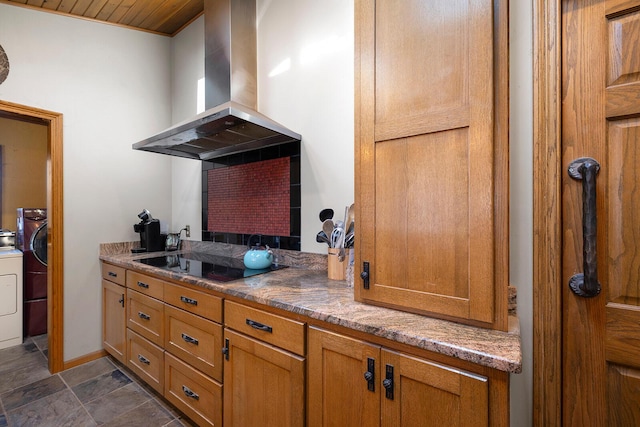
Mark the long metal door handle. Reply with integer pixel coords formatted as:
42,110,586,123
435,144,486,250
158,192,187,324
568,157,601,297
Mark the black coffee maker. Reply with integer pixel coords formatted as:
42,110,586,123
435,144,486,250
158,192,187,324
132,209,164,253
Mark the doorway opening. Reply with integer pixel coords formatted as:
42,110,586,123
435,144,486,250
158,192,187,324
0,100,64,373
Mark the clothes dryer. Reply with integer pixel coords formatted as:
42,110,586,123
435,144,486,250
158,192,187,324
17,208,47,337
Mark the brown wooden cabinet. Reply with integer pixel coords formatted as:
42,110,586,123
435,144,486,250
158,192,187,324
307,327,380,427
223,302,306,427
308,327,489,427
354,0,509,330
102,263,509,426
101,263,127,364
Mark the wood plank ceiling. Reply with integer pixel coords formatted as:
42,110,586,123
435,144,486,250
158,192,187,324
0,0,204,36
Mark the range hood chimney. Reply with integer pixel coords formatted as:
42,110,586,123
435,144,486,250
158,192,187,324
133,0,301,161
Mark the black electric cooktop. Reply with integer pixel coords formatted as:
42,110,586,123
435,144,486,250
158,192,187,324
134,252,287,283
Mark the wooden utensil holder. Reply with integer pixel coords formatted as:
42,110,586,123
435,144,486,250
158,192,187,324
327,248,346,281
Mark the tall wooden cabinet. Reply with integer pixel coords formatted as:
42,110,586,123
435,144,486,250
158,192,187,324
354,0,509,330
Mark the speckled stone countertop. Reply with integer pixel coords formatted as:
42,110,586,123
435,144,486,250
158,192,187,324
100,242,522,374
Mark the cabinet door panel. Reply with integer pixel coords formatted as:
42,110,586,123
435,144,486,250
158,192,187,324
354,0,507,329
102,279,126,364
223,328,305,427
307,327,380,427
381,350,488,427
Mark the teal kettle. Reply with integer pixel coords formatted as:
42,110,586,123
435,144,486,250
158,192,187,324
244,243,273,270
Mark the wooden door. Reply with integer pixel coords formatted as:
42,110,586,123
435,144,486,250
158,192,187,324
307,327,380,427
561,0,640,424
102,279,126,364
354,0,509,330
380,349,488,427
223,328,305,427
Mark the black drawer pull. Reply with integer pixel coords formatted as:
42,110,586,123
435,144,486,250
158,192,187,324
108,271,117,277
182,385,199,400
181,333,199,345
180,296,198,306
137,354,150,365
137,281,149,289
246,318,273,333
138,312,151,321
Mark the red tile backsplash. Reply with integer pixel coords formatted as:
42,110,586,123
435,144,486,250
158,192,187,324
207,157,291,236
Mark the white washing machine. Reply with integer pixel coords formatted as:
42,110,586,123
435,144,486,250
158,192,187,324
0,248,23,349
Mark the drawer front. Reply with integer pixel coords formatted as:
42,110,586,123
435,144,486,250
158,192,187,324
164,305,223,381
165,353,222,427
127,290,164,346
164,282,223,323
225,301,305,356
126,329,164,394
101,263,126,286
126,270,164,300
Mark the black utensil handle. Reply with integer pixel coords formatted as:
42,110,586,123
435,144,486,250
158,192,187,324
568,157,601,298
246,318,273,333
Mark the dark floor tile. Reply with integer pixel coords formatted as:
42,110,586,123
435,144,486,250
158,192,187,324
72,369,131,403
0,343,41,372
84,382,150,425
102,399,173,427
60,358,115,387
0,375,66,412
31,334,48,352
0,414,6,427
0,361,52,394
6,389,96,427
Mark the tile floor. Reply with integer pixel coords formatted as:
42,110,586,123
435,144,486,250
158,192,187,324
0,335,195,427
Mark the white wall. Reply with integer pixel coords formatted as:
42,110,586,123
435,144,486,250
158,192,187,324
170,16,205,238
0,4,174,361
169,0,355,253
258,0,354,252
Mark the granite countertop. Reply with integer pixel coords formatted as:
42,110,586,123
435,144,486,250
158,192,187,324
100,243,522,374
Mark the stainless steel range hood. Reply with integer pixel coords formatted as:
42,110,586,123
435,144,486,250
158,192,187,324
133,0,301,161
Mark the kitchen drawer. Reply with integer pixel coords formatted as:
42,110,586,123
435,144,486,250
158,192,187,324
164,304,223,381
126,329,164,394
101,263,126,286
126,270,164,300
165,352,222,427
127,290,164,347
225,301,305,356
164,282,222,323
